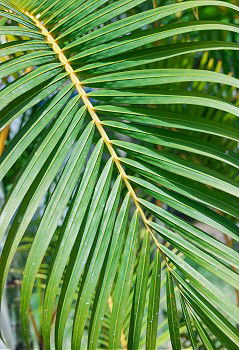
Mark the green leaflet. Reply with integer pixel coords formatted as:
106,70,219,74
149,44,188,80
0,25,43,39
128,231,150,350
109,211,139,350
79,41,239,74
0,51,56,79
166,270,181,350
90,89,239,118
146,250,161,350
0,40,49,57
84,68,239,90
0,63,63,112
191,313,214,350
179,295,198,350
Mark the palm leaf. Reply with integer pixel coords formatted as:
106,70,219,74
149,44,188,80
0,0,239,349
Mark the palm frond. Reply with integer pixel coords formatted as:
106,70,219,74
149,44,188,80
0,0,239,349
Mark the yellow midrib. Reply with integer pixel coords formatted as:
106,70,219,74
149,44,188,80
24,11,162,251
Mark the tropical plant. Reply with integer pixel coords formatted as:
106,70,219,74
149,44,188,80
0,0,239,349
